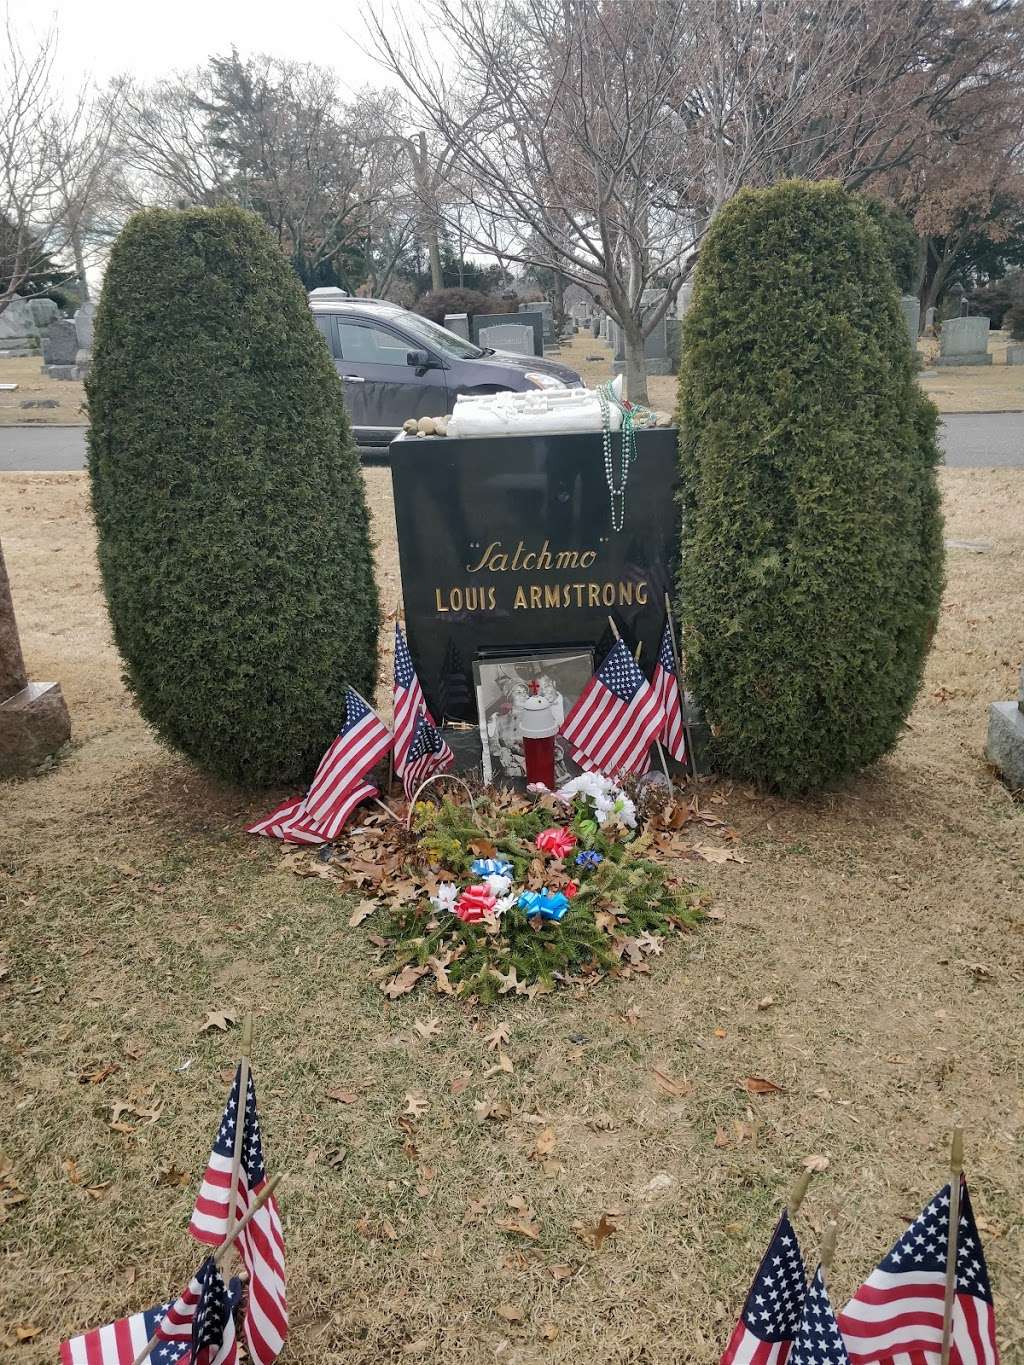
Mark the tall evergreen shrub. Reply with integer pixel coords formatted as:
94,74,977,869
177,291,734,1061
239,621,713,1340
87,206,379,787
677,181,943,793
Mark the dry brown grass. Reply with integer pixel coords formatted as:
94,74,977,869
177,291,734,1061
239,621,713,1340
1,468,1022,1362
0,357,87,426
560,331,1024,414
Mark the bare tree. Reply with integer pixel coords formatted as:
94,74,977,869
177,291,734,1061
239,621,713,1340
366,0,701,402
0,17,118,312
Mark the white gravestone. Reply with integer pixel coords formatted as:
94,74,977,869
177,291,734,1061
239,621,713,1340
938,315,991,367
478,323,535,356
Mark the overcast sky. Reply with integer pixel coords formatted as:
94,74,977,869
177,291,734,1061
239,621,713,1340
5,0,405,93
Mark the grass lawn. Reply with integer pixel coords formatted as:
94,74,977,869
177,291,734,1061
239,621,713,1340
1,467,1022,1362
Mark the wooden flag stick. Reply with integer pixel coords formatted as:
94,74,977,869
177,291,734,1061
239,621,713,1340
664,592,699,780
607,615,620,640
786,1168,815,1217
820,1218,839,1277
130,1173,286,1365
940,1127,965,1365
225,1013,253,1236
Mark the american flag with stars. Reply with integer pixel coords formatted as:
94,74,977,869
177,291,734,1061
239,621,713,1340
246,686,391,844
393,623,433,775
838,1181,998,1365
59,1276,241,1365
651,618,687,764
188,1066,287,1365
402,710,453,800
560,636,666,776
720,1210,808,1365
155,1258,237,1365
789,1267,851,1365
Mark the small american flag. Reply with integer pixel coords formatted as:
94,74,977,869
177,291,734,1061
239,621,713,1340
247,687,391,845
156,1258,237,1365
651,619,687,764
188,1067,287,1365
789,1267,851,1365
838,1181,998,1365
560,637,666,776
60,1276,241,1365
393,623,432,775
403,711,454,800
720,1210,808,1365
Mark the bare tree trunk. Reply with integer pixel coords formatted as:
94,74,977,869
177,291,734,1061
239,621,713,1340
415,131,444,292
71,226,90,301
622,321,650,405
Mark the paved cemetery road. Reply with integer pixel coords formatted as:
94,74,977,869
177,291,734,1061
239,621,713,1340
1,413,1023,472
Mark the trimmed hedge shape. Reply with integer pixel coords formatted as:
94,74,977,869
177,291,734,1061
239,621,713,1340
87,206,379,787
677,181,944,794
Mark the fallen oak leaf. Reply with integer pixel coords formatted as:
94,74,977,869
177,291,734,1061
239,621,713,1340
692,843,746,865
529,1128,557,1162
325,1087,359,1104
14,1324,43,1342
574,1212,617,1250
348,899,377,928
484,1023,511,1051
412,1016,442,1041
496,1303,525,1324
484,1052,514,1078
198,1009,237,1034
78,1062,120,1085
403,1092,430,1121
381,965,429,999
651,1067,691,1098
743,1076,785,1096
802,1154,830,1172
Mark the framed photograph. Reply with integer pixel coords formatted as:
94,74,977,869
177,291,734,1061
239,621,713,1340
473,648,595,788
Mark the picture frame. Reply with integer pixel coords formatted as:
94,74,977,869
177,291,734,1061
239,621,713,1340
473,648,595,788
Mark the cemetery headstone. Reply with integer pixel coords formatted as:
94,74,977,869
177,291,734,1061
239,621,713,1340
0,537,71,778
41,318,81,378
444,312,470,340
610,314,672,376
937,315,991,367
1007,345,1024,366
899,295,921,346
74,300,95,351
390,428,679,731
0,297,55,355
473,310,542,356
520,300,554,343
924,306,936,332
987,665,1024,792
478,323,535,356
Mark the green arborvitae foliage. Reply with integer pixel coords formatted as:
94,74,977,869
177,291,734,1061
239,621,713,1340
87,206,379,787
859,196,921,295
676,181,944,794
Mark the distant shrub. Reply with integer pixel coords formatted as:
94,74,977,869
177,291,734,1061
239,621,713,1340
87,206,379,788
859,196,920,294
1005,301,1024,340
414,287,508,325
677,180,944,795
966,272,1023,329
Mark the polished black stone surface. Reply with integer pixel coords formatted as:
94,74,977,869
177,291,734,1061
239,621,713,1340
390,428,679,723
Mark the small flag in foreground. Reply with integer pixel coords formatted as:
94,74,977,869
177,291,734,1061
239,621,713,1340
402,710,454,800
560,637,665,777
838,1180,998,1365
188,1067,288,1365
720,1209,808,1365
393,623,432,775
247,687,391,844
155,1258,237,1365
651,619,687,764
788,1266,851,1365
60,1275,241,1365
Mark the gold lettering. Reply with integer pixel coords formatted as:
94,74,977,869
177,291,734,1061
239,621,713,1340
487,586,497,609
588,583,601,607
537,540,553,569
556,550,580,569
465,541,500,573
573,583,585,607
522,552,536,569
619,581,634,606
514,586,527,609
544,584,561,608
602,582,616,607
530,585,542,609
635,581,648,605
450,587,463,611
579,550,596,568
435,588,449,612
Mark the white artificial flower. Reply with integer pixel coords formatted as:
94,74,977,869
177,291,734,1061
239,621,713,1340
494,893,517,917
430,881,458,913
484,872,512,897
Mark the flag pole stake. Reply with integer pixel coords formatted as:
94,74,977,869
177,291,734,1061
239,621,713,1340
664,591,699,780
607,615,620,641
820,1218,838,1282
130,1174,286,1365
940,1127,964,1365
224,1013,253,1237
373,796,403,825
786,1168,815,1217
629,635,671,791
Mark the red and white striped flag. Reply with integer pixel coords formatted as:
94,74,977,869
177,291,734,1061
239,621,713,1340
560,637,665,777
247,687,391,845
651,620,687,764
402,711,454,800
189,1067,287,1365
60,1264,240,1365
393,623,432,776
838,1180,998,1365
720,1209,807,1365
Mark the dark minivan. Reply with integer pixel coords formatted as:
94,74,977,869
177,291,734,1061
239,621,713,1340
308,290,583,446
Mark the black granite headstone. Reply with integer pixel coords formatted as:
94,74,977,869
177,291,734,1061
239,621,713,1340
390,429,679,723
